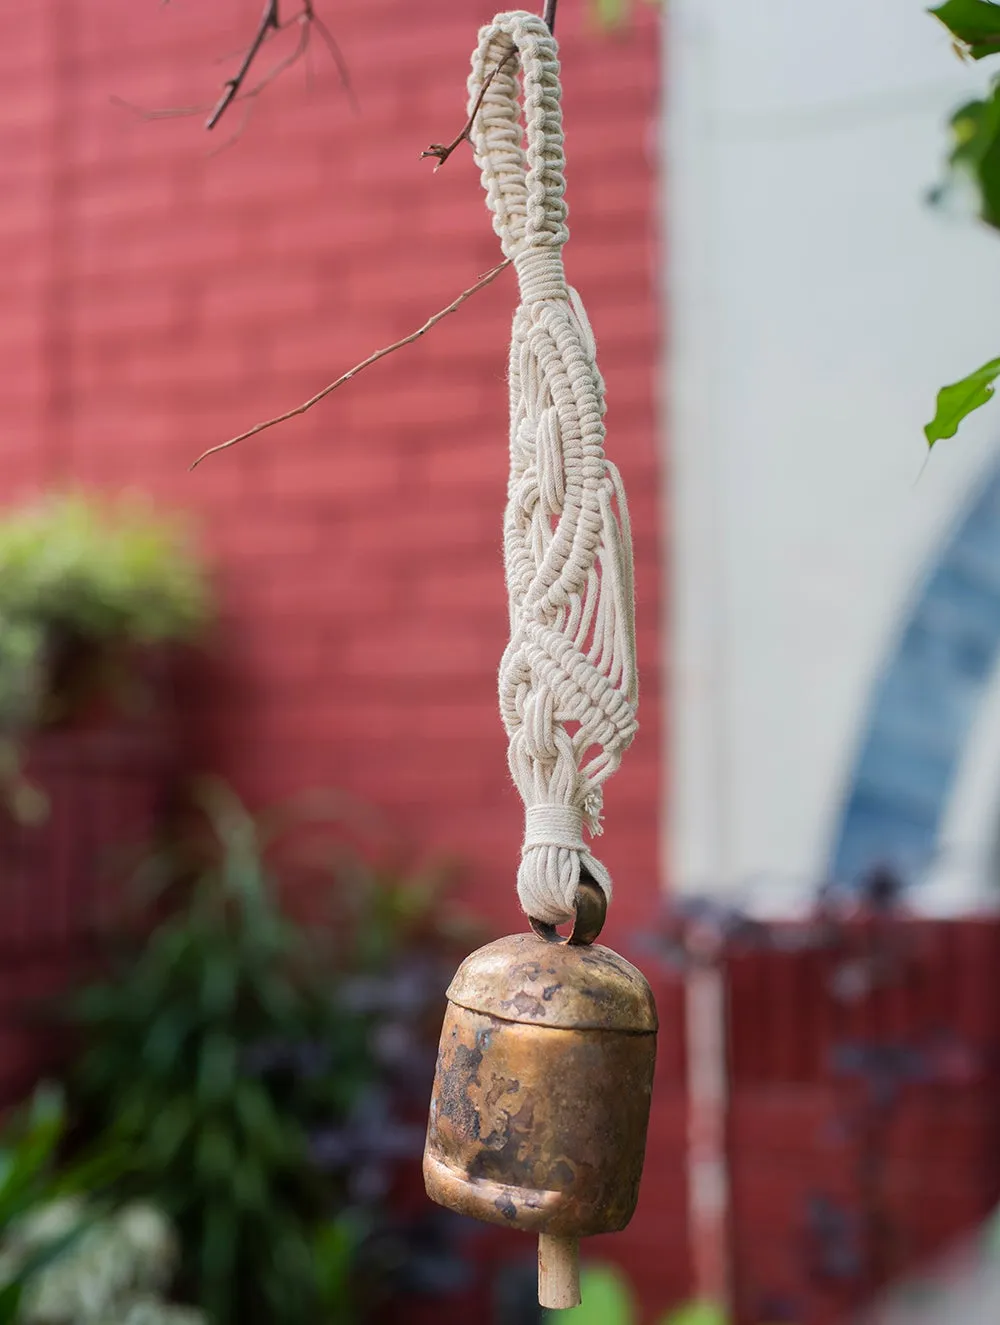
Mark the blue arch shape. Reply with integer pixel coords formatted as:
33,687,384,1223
829,453,1000,885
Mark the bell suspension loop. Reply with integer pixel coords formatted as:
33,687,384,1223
422,11,655,1311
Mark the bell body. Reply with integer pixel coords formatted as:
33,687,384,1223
424,930,657,1238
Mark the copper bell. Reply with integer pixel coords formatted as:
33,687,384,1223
423,882,657,1308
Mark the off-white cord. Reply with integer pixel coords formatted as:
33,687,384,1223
468,12,638,925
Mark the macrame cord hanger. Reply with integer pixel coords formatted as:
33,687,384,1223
422,14,655,1313
470,10,639,929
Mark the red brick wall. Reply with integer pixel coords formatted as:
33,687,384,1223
1,0,662,943
1,0,678,1314
726,924,1000,1324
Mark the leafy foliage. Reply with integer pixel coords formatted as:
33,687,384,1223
0,1086,125,1324
930,0,1000,60
0,494,208,664
0,1087,67,1242
0,491,210,823
543,1265,730,1325
925,356,1000,443
928,3,1000,439
932,83,1000,228
70,787,365,1325
661,1304,729,1325
68,783,475,1325
0,1088,79,1323
547,1265,636,1323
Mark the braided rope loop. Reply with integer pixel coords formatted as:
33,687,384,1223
469,12,638,925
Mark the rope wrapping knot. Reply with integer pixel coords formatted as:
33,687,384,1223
468,12,638,925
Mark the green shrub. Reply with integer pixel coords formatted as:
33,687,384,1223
0,491,209,730
69,785,359,1325
67,782,468,1325
0,491,210,822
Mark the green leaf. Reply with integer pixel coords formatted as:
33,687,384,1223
934,81,1000,229
314,1212,367,1314
931,0,1000,58
546,1264,636,1324
0,1281,21,1325
144,1098,196,1167
925,355,1000,444
194,1122,237,1184
196,1033,238,1106
0,1085,65,1225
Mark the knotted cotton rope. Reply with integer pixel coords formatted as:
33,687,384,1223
468,12,638,926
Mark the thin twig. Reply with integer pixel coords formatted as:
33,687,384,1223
111,96,213,121
420,2,556,172
189,260,513,469
206,14,311,148
305,2,358,114
115,2,353,150
206,0,280,129
420,49,514,170
205,0,357,132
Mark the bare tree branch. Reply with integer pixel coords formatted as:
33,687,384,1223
207,12,318,148
113,2,354,150
421,49,514,170
189,260,513,470
205,0,355,130
206,0,280,129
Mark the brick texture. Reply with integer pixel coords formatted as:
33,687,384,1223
0,0,663,930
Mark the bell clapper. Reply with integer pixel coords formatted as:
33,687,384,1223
538,1234,581,1309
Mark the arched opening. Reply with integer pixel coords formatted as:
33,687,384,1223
829,452,1000,899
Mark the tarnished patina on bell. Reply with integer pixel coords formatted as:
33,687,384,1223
423,905,658,1245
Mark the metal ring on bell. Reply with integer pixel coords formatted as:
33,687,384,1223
528,876,607,947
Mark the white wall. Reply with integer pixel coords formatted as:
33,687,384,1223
665,0,1000,906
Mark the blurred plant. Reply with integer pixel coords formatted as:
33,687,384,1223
1,1199,205,1325
547,1265,636,1324
587,0,661,28
541,1263,730,1325
0,492,209,823
0,1087,76,1324
0,1085,128,1324
0,493,207,687
926,1,1000,442
662,1304,729,1325
68,781,480,1325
